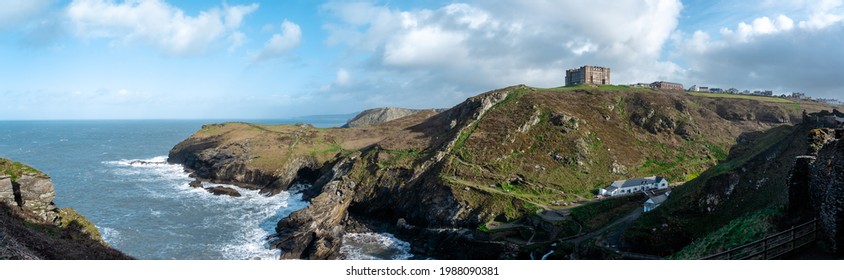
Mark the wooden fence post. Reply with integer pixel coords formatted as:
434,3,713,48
763,237,768,260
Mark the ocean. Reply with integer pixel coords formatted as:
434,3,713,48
0,119,411,260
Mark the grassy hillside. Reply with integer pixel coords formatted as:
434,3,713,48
434,86,823,221
687,91,796,104
669,208,779,259
623,122,812,256
1,158,44,180
174,85,838,228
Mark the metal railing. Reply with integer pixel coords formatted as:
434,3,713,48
703,219,819,260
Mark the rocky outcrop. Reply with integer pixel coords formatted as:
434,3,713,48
271,178,356,259
16,173,59,223
550,112,580,132
1,158,130,260
0,175,14,207
342,107,434,128
0,173,57,224
188,179,203,188
265,86,524,259
629,95,677,134
167,125,321,195
205,186,241,197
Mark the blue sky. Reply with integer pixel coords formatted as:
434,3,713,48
1,0,842,120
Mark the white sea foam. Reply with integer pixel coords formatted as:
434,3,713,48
104,156,191,182
98,155,315,259
103,155,169,166
99,226,121,246
113,156,306,259
341,232,414,260
215,187,309,260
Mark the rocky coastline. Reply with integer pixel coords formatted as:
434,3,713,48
167,85,838,260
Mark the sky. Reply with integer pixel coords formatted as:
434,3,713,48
1,0,843,120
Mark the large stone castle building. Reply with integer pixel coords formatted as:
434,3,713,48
565,65,611,86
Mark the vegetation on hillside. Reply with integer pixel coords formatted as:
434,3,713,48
173,84,840,258
624,122,811,256
687,91,796,104
669,208,779,259
1,158,43,180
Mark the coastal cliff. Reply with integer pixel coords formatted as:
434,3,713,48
0,158,130,260
168,84,838,259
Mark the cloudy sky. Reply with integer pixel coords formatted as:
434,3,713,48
1,0,842,120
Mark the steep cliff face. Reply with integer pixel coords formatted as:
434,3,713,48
786,111,844,252
0,173,57,224
809,130,844,252
168,85,835,259
0,158,130,260
623,110,843,257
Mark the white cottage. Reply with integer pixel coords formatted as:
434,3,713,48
599,176,669,197
644,192,670,212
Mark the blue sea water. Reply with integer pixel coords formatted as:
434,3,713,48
0,119,411,260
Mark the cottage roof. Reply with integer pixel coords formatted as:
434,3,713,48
649,194,669,205
612,176,665,189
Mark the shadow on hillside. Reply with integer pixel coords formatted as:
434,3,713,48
0,203,132,260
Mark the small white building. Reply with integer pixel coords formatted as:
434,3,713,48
599,176,669,197
644,192,670,212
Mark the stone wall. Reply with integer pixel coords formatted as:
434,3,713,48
810,132,844,252
788,125,844,253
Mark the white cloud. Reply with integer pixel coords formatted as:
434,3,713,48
336,68,351,85
319,0,684,108
0,0,54,28
677,3,844,99
383,27,469,67
65,0,258,55
252,20,302,62
718,15,796,42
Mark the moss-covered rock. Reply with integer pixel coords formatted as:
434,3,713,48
58,208,105,244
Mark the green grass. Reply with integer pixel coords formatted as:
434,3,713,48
309,142,343,158
377,148,424,169
497,181,516,192
0,158,43,180
709,125,796,176
542,84,652,92
452,127,474,160
58,208,105,244
670,208,779,259
707,143,729,161
687,91,796,104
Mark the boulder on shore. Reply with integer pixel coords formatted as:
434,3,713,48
188,179,203,188
206,186,241,197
